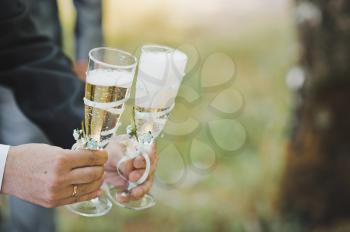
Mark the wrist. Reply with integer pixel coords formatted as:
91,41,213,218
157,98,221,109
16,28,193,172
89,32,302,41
1,145,19,196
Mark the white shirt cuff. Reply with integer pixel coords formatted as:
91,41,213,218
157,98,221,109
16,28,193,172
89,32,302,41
0,144,10,191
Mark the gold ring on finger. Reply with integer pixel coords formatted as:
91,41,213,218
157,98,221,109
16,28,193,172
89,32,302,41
72,185,78,197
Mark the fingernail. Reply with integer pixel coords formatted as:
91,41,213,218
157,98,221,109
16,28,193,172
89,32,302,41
116,193,128,203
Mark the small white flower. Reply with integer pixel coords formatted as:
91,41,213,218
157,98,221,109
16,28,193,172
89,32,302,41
140,131,153,144
126,125,133,137
73,129,81,141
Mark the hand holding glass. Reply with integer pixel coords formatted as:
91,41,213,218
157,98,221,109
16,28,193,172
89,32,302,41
107,45,188,210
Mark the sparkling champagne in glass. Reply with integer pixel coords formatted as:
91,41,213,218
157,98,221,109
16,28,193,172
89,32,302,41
66,47,137,217
84,69,131,146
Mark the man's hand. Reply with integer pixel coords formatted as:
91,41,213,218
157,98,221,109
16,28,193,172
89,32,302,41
2,144,107,208
73,61,88,81
105,135,158,203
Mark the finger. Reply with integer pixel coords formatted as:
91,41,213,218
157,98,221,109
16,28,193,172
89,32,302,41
130,187,144,200
104,163,117,172
104,172,128,188
118,159,133,178
130,176,154,200
58,189,102,206
147,144,159,171
114,176,154,203
67,149,108,168
104,171,119,179
140,176,154,195
104,152,131,173
133,152,158,170
116,192,130,203
67,166,104,184
133,156,146,169
129,169,145,182
59,177,104,199
105,136,128,168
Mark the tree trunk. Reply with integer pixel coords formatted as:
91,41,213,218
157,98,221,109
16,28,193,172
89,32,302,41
279,0,350,227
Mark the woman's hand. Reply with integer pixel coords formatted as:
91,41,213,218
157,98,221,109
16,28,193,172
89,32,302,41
2,144,107,208
105,135,158,203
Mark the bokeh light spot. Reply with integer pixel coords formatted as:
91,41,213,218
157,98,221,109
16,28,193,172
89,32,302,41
210,88,244,115
208,119,246,151
177,85,200,104
190,139,216,171
164,117,200,137
156,144,186,185
201,53,235,89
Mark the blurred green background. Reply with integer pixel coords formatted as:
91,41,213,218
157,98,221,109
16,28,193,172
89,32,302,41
57,0,297,231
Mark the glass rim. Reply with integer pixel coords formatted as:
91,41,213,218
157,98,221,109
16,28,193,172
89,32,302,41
89,47,137,69
141,44,187,61
141,44,174,53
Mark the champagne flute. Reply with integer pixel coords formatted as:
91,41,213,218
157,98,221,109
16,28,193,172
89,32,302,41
66,47,137,216
106,44,188,210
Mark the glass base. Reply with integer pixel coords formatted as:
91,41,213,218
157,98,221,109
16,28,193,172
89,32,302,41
65,196,112,217
107,186,155,210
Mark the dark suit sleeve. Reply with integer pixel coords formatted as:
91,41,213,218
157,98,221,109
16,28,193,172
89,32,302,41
73,0,103,61
0,0,84,149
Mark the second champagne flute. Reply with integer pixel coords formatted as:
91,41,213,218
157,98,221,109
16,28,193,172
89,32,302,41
107,44,188,210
